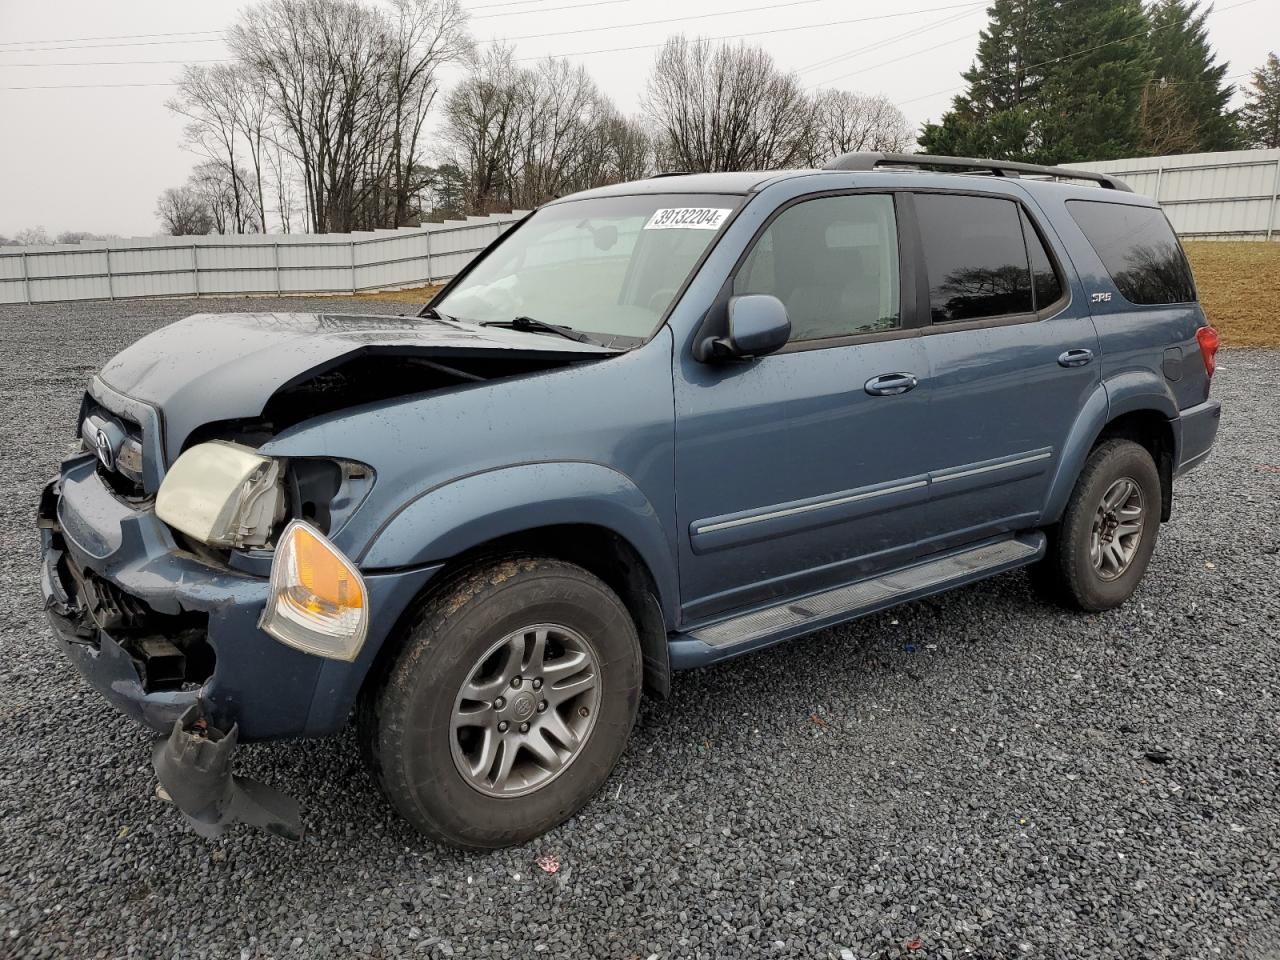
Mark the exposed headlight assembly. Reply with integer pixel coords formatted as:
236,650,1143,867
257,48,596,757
259,520,368,661
156,441,284,549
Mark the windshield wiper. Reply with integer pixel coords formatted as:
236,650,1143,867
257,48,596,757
480,315,596,344
418,305,460,322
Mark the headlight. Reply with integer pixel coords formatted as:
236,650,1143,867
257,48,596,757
259,520,368,661
156,441,284,549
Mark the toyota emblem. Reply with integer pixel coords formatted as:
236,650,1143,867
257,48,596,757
93,426,116,471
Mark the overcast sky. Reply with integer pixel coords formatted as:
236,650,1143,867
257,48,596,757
0,0,1273,238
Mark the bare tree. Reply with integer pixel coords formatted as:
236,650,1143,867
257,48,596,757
56,231,113,244
1137,81,1200,156
442,45,524,214
155,187,215,236
443,48,652,213
644,36,814,172
14,227,51,245
805,90,914,165
169,64,262,232
188,161,261,234
265,137,300,233
583,109,652,187
228,0,469,232
383,0,472,224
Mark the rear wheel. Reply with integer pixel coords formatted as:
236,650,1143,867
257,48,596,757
1035,439,1161,611
359,556,641,849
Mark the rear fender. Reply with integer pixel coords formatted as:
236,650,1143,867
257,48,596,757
1041,374,1179,524
360,461,679,624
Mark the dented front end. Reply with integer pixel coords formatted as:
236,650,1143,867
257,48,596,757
39,310,617,838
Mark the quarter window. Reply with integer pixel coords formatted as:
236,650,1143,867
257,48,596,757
1067,200,1196,305
734,194,900,342
1022,209,1064,309
915,193,1035,323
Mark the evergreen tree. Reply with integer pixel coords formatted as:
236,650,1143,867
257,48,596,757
1140,0,1240,153
921,0,1152,162
1036,0,1152,162
1241,52,1280,148
919,0,1055,160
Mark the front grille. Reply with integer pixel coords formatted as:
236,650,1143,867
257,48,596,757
79,396,147,498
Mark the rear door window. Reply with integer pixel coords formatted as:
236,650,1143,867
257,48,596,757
1066,200,1196,305
914,193,1034,323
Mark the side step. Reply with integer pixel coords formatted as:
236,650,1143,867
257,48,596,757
669,533,1044,669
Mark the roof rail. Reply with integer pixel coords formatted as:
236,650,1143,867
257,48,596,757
823,152,1132,192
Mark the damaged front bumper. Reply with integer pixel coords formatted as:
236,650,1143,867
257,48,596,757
153,706,303,840
39,455,440,839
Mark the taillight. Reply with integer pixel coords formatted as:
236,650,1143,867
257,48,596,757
1196,325,1220,378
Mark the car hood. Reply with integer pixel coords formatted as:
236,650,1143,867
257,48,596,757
96,311,618,460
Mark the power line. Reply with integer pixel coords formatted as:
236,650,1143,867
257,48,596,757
511,1,990,60
811,31,976,88
0,59,230,68
799,5,981,76
0,29,224,48
472,0,634,19
492,0,979,45
465,0,558,9
0,37,226,54
0,81,179,90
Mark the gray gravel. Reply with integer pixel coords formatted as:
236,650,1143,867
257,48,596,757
1,297,1278,960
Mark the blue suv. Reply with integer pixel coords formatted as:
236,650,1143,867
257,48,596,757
39,153,1221,849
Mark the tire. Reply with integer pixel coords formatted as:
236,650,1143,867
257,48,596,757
1035,439,1162,612
358,555,642,850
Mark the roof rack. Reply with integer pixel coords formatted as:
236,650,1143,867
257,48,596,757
823,152,1132,192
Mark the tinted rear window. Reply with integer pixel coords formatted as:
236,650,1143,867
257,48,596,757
1067,200,1196,305
915,193,1034,322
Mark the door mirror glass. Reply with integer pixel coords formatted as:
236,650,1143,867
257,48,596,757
695,294,791,362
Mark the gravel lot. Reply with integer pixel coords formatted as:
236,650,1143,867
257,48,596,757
1,297,1278,960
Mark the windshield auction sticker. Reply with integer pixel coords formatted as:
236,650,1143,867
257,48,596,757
643,208,732,230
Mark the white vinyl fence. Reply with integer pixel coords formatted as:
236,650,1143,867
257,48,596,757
1062,148,1280,240
0,211,527,305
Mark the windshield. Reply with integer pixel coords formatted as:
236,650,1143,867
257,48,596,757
433,193,743,343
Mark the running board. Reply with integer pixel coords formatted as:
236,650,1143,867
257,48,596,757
668,533,1044,669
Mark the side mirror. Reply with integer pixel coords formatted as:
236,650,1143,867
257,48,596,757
695,294,791,362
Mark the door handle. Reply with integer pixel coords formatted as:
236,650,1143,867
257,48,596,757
864,372,919,396
1058,348,1094,368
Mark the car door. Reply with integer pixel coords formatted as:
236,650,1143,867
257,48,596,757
672,192,934,623
910,189,1100,548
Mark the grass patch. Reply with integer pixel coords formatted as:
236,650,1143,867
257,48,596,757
347,284,443,305
1184,241,1280,348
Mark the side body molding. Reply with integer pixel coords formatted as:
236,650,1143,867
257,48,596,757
360,461,680,623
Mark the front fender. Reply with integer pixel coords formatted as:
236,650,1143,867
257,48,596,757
360,461,679,622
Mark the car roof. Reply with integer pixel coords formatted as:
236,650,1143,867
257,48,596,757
550,170,803,201
550,166,1154,206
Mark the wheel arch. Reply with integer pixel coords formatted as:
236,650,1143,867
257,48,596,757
1044,381,1177,525
358,462,679,699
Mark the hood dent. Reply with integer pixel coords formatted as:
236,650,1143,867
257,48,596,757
97,312,617,460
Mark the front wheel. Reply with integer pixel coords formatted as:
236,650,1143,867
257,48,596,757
359,556,642,849
1035,438,1162,612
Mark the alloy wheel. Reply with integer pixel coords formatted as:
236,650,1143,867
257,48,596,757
449,623,601,798
1089,476,1146,581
